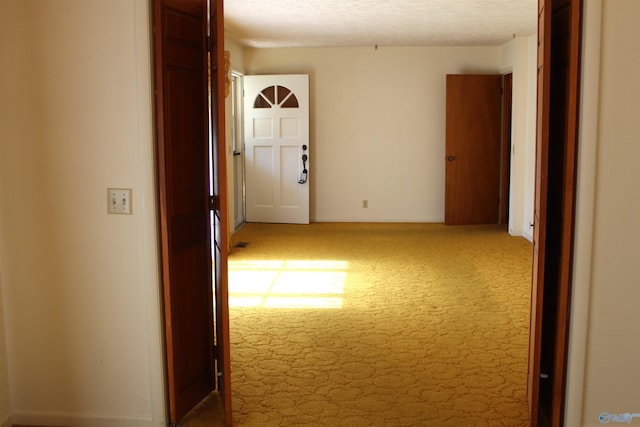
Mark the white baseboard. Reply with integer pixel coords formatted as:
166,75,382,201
12,410,155,427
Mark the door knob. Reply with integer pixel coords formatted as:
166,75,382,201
447,156,455,161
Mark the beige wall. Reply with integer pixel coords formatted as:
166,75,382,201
0,1,26,424
242,46,505,222
241,44,535,230
565,0,602,425
226,36,246,73
577,0,640,425
0,1,164,426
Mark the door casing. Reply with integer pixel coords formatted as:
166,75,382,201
500,73,513,226
231,72,246,231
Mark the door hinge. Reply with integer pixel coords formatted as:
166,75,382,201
213,344,224,380
212,343,220,359
209,195,218,211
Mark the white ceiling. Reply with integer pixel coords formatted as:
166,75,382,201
224,0,538,48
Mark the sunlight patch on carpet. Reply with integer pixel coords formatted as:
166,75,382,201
228,259,347,309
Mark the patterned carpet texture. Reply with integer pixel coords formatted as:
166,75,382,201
224,222,532,426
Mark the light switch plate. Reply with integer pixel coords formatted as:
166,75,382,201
107,188,132,215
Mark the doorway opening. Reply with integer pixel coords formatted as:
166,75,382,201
231,71,245,231
500,73,513,226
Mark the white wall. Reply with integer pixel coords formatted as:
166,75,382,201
243,46,502,222
0,1,164,426
226,37,246,73
523,36,537,242
565,1,602,424
576,1,640,425
499,35,538,240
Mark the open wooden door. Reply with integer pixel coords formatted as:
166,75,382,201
528,0,582,425
445,74,502,225
528,0,551,422
210,0,233,425
153,0,231,424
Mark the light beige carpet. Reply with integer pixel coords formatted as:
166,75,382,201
220,222,532,427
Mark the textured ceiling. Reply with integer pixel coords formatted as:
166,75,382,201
224,0,537,48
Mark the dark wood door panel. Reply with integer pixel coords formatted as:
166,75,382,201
445,74,502,225
528,1,551,423
154,0,215,423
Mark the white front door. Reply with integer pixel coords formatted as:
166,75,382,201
244,74,310,224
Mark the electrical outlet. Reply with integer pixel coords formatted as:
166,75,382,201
362,200,368,209
107,188,132,215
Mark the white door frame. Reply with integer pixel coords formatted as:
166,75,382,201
230,71,245,231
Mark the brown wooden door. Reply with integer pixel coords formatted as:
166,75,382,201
528,0,582,425
528,0,551,422
445,74,502,225
210,0,233,425
153,0,231,424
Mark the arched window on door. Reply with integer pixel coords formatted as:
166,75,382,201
253,85,299,109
